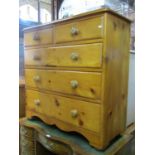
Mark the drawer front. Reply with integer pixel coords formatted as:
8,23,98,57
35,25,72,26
26,89,101,133
54,16,103,43
25,69,102,99
24,28,52,46
25,43,102,68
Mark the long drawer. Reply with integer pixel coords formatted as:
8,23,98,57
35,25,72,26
24,28,52,46
54,16,104,43
25,43,103,68
25,69,102,99
26,89,101,133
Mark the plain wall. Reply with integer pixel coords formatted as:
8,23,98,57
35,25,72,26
127,52,135,126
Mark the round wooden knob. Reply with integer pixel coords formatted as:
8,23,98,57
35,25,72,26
33,55,41,61
34,99,40,106
33,33,40,41
71,27,79,36
70,52,79,61
70,109,78,118
33,75,40,82
70,80,78,89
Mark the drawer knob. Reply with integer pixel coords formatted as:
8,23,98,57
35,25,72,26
33,75,40,82
70,52,79,61
71,27,79,36
70,80,78,89
70,109,78,118
33,55,41,61
34,99,40,106
33,33,40,41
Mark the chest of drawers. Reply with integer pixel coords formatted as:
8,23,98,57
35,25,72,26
24,8,131,149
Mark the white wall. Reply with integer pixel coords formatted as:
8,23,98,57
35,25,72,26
127,53,135,126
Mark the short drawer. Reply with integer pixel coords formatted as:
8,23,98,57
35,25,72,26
26,89,101,133
24,28,52,46
25,69,102,99
25,43,103,68
54,16,104,43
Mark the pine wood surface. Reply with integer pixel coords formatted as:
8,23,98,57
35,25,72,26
25,43,103,68
25,69,102,99
101,13,131,146
24,28,52,46
53,16,104,43
26,89,101,133
24,8,131,149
